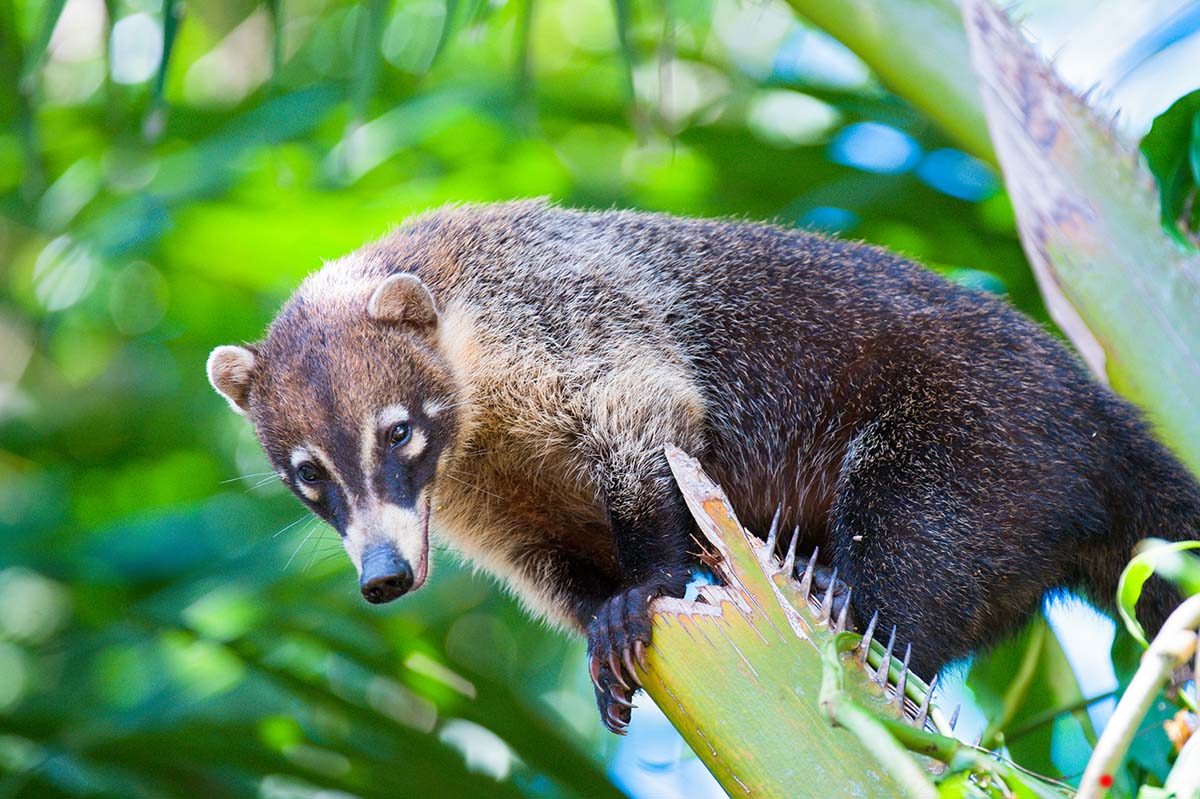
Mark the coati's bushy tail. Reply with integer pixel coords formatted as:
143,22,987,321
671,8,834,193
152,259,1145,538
1084,413,1200,637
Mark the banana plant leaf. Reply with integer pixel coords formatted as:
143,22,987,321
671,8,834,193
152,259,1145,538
637,446,950,799
961,0,1200,476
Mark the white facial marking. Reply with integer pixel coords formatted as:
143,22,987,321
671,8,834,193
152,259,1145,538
342,520,366,572
399,428,427,459
290,444,339,501
379,503,421,556
377,404,410,427
289,448,311,470
423,397,450,418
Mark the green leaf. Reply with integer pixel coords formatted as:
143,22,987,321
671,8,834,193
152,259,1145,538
264,0,283,82
642,447,1070,799
966,615,1096,778
642,448,919,798
153,0,182,108
351,0,389,120
19,0,68,81
1117,539,1200,646
1140,89,1200,248
1191,109,1200,186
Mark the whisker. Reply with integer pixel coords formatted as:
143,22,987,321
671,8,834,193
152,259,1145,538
248,475,280,491
272,513,310,539
285,521,324,570
304,527,337,572
221,471,276,485
310,551,347,571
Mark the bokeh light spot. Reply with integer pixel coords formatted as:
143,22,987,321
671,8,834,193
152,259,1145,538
916,148,999,201
0,642,30,710
33,236,99,312
438,719,516,781
109,261,169,335
183,585,263,642
93,644,154,708
747,90,841,148
799,206,859,233
0,568,70,644
109,13,163,85
829,122,921,174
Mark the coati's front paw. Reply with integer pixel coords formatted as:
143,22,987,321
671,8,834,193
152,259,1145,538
586,585,659,734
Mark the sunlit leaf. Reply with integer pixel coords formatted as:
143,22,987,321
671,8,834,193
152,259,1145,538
1116,540,1200,646
962,0,1200,476
1140,88,1200,248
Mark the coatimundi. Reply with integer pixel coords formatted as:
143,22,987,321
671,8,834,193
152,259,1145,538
207,199,1199,733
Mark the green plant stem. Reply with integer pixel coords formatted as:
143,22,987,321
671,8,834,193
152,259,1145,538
981,617,1045,748
0,0,44,203
1078,595,1200,799
828,700,940,799
819,637,939,799
820,643,940,791
1002,690,1118,743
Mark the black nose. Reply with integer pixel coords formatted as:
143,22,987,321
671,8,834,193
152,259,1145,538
359,543,414,604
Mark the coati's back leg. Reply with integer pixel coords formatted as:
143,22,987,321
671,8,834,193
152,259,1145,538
823,424,1071,679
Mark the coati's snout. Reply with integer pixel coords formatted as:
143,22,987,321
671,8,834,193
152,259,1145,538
207,267,459,604
360,541,414,603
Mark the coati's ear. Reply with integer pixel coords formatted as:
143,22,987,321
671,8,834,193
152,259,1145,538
367,274,438,332
207,344,259,416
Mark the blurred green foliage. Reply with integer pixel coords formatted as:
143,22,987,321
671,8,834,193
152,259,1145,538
1141,87,1200,249
0,0,1063,796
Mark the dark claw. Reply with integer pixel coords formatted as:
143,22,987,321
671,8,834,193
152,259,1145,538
586,582,664,733
605,704,629,734
608,652,629,690
622,648,640,686
608,691,635,708
589,655,603,691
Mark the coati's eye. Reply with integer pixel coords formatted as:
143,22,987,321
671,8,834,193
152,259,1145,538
389,423,412,446
297,462,322,483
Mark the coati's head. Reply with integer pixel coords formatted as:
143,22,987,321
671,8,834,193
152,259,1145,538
207,269,462,605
